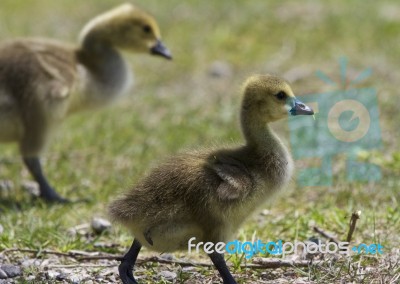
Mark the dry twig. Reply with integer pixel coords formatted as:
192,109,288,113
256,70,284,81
1,248,322,269
346,211,361,242
0,248,120,260
313,226,340,244
252,257,322,268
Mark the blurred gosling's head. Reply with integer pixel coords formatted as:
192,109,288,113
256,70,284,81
79,3,171,59
241,74,314,123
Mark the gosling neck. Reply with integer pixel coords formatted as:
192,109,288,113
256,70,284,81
76,36,130,94
240,108,283,154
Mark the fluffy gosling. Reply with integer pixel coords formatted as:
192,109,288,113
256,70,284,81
0,3,171,203
109,74,314,284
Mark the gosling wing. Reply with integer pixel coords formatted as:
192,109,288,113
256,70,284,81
210,156,253,201
0,39,76,101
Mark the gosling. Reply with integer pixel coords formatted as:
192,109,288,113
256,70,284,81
0,4,171,203
109,74,314,284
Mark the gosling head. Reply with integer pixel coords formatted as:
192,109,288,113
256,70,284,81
242,74,314,123
79,3,172,59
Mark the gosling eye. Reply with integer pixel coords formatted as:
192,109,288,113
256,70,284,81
142,25,152,34
275,91,287,101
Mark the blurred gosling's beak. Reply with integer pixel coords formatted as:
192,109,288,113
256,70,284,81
289,98,314,116
150,40,172,60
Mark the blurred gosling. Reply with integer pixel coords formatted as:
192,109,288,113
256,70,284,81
0,3,171,203
109,74,314,284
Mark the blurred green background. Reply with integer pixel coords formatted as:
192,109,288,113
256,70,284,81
0,0,399,282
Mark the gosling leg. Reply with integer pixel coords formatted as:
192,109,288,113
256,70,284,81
119,238,142,284
23,157,69,203
208,251,237,284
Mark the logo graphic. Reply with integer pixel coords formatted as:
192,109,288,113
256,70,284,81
188,238,383,259
288,57,382,186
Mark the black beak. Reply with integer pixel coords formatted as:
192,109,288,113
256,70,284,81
150,40,172,60
289,99,314,116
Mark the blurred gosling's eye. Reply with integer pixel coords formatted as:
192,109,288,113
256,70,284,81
275,91,287,101
142,25,152,34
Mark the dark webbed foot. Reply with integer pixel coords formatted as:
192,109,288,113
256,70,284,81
23,157,90,204
35,190,92,204
23,157,66,202
38,186,70,203
118,260,138,284
208,252,237,284
118,239,142,284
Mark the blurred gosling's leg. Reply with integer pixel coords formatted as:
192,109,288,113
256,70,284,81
23,157,69,203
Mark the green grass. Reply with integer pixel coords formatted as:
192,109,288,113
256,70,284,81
1,0,399,283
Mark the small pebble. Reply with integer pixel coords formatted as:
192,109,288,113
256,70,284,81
208,60,232,78
21,181,40,197
21,259,41,267
69,275,81,284
56,272,68,281
159,253,174,261
0,280,15,284
0,180,14,191
91,217,112,234
66,228,77,238
67,223,90,236
158,270,177,281
182,266,197,272
46,270,60,279
0,270,7,279
0,265,22,278
107,275,116,282
261,209,270,216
